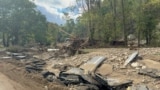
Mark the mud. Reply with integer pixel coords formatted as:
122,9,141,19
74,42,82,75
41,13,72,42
1,48,160,90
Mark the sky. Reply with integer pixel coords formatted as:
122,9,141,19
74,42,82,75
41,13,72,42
32,0,82,24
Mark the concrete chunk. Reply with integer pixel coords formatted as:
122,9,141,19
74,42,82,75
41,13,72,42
80,56,106,74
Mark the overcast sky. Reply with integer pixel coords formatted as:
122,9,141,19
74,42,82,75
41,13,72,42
32,0,82,24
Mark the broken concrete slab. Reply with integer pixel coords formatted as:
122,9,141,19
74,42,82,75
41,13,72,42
95,73,132,89
59,73,85,85
56,56,120,87
123,51,139,67
96,64,113,76
80,56,106,74
63,68,84,75
138,68,160,78
64,75,81,84
59,68,85,85
80,74,100,85
59,68,99,85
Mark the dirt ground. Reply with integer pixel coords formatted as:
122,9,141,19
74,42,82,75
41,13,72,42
0,48,160,90
44,48,160,89
0,61,45,90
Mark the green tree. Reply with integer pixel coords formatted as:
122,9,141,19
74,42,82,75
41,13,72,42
142,0,160,45
66,0,160,47
0,0,49,46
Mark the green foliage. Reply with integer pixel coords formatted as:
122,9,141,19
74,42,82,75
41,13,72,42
63,0,160,46
1,0,160,47
0,0,50,46
141,0,160,45
47,23,59,45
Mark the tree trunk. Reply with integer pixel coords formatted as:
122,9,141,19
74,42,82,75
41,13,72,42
113,0,117,40
146,32,149,45
12,32,19,45
138,0,142,47
148,30,152,45
109,0,116,40
88,0,94,45
6,33,10,47
2,32,6,47
121,0,127,46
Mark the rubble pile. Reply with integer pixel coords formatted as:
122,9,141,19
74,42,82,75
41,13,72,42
1,48,160,90
1,50,46,73
44,48,160,90
25,59,46,73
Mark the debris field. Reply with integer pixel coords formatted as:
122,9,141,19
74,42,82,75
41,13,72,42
0,48,160,90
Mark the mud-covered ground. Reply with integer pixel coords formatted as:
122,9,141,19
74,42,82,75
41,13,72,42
44,48,160,90
0,48,160,90
0,61,45,90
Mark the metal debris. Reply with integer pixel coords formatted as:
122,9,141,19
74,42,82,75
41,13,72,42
123,51,139,67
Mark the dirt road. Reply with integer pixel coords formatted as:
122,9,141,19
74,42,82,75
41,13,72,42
0,72,27,90
0,61,45,90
